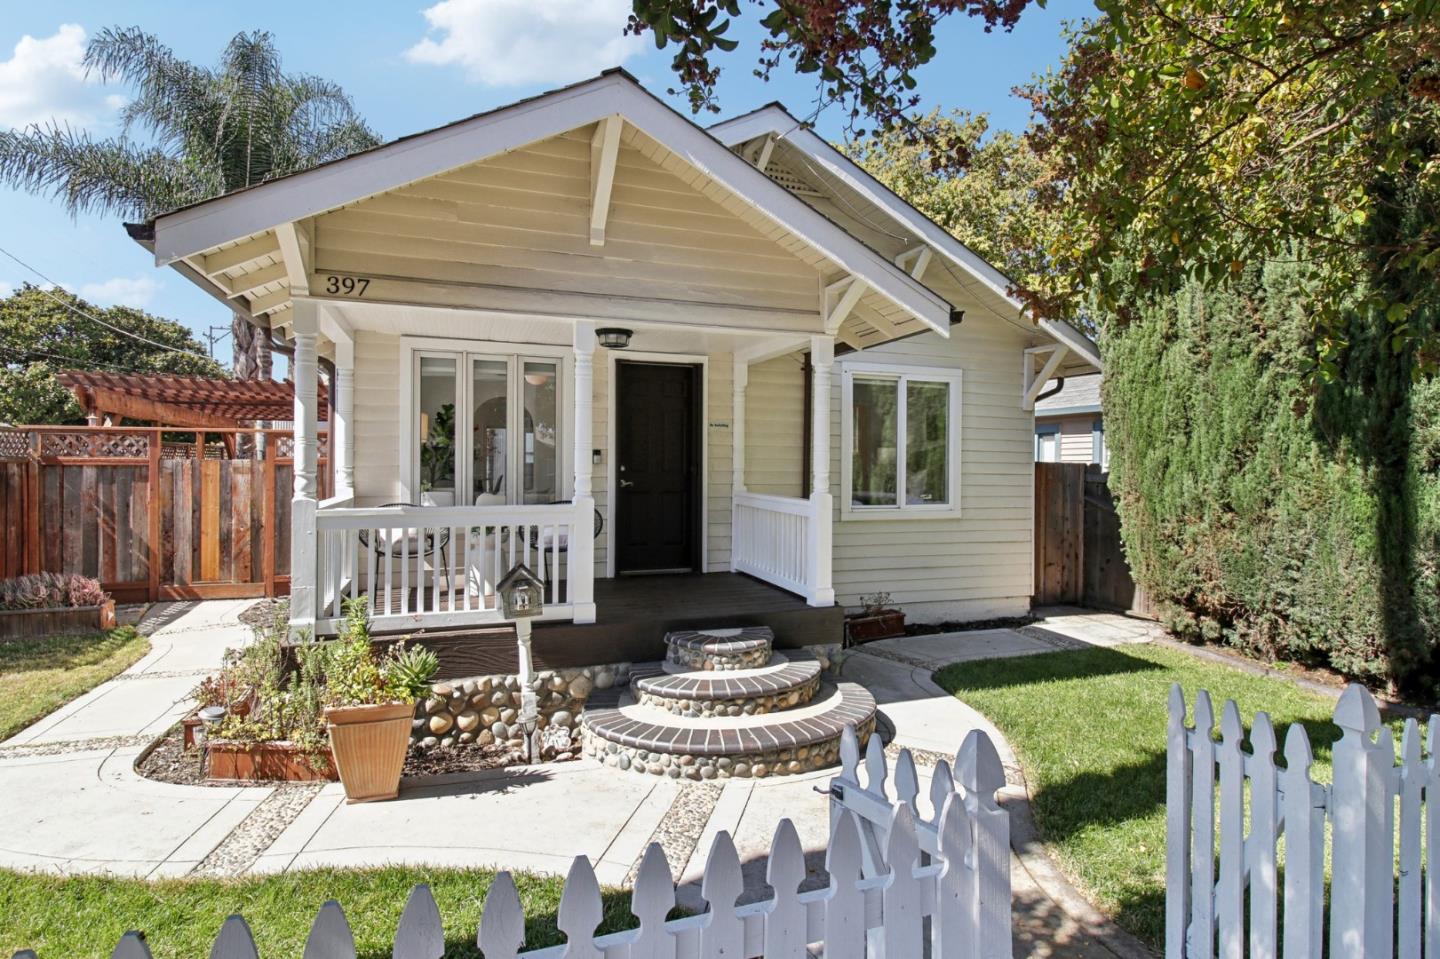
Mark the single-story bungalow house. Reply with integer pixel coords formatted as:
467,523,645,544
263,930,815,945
127,69,1099,645
1034,373,1105,466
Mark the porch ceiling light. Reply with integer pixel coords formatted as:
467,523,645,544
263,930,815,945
597,327,634,350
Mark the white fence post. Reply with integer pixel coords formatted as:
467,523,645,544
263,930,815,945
1166,683,1193,959
1330,684,1394,959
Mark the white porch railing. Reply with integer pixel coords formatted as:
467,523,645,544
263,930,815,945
732,491,830,605
313,501,584,633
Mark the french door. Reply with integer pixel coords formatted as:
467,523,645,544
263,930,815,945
412,350,563,507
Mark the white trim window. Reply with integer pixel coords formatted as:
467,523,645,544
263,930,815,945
404,344,567,507
841,363,961,519
1035,424,1061,463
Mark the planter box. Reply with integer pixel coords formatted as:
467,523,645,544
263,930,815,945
0,600,115,640
206,741,337,783
845,610,907,643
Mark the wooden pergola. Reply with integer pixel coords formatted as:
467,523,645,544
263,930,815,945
58,371,326,429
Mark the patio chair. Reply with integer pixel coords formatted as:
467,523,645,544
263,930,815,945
527,499,604,553
358,503,452,607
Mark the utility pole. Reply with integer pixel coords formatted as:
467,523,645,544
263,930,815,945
202,324,230,362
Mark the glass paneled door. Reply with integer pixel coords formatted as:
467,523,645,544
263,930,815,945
411,350,565,506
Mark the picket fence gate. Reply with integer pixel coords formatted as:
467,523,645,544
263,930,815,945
11,724,1013,958
1168,681,1439,959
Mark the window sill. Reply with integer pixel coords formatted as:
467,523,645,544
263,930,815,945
840,506,963,522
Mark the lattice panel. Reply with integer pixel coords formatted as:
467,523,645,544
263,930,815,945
95,433,150,458
0,430,30,459
40,433,93,457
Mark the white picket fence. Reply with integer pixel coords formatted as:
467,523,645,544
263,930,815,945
1168,681,1439,959
14,725,1014,958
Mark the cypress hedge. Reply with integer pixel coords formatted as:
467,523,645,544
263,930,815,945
1103,261,1440,694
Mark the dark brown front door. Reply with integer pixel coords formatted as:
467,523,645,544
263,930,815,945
615,361,700,574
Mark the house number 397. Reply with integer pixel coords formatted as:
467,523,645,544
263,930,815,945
324,275,370,296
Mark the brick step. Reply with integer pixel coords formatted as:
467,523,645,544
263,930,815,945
630,651,822,717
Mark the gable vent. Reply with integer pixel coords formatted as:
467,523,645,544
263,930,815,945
765,159,824,197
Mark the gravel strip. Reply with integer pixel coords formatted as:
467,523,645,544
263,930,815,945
0,735,152,759
112,668,212,681
626,782,723,885
190,783,325,877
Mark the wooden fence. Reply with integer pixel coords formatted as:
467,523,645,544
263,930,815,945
1033,462,1155,617
0,427,328,602
11,724,1014,959
1168,682,1436,959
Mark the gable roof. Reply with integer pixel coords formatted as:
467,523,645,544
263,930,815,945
141,70,952,336
1035,373,1102,417
708,103,1100,371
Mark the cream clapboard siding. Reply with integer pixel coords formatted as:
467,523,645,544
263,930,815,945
1057,415,1098,464
744,353,807,497
310,130,820,324
829,318,1034,622
347,333,735,575
353,331,402,505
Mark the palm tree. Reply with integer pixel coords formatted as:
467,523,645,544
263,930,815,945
0,28,382,377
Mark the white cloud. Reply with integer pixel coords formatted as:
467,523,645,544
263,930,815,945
0,281,12,299
405,0,643,86
0,24,123,130
79,275,160,307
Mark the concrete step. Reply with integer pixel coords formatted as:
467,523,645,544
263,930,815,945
664,626,774,671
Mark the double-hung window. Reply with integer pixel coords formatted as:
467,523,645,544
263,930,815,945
841,363,961,518
409,347,565,506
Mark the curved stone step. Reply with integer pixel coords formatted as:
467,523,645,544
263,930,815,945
665,626,773,671
631,651,822,717
581,680,877,780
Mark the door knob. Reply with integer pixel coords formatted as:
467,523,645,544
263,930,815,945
620,478,634,488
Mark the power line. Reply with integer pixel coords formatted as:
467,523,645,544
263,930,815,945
0,244,211,360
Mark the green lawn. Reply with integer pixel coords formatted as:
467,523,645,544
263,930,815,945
935,642,1380,951
0,627,151,741
2,866,639,959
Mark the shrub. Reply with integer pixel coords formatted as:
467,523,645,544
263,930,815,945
0,573,108,611
1104,259,1440,695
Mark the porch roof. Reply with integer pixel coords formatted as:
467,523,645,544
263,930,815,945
709,103,1101,375
130,70,953,347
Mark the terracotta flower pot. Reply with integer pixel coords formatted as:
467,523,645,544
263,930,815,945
324,702,414,803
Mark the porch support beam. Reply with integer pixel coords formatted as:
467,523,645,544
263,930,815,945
570,322,597,623
825,276,868,334
807,334,835,607
275,220,312,296
589,115,622,247
729,355,747,573
1022,344,1069,411
289,297,321,635
895,245,933,281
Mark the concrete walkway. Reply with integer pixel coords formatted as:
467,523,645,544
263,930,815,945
0,602,1158,956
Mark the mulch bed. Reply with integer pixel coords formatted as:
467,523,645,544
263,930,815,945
136,724,573,786
238,598,288,631
904,614,1037,636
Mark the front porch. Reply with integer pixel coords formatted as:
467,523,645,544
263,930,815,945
289,314,842,636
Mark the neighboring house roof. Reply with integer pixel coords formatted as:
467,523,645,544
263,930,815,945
708,102,1100,374
58,371,327,427
1034,372,1102,417
134,69,952,339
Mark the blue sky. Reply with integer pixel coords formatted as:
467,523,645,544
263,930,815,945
0,1,1086,363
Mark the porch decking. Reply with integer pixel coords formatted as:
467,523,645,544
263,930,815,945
376,572,843,677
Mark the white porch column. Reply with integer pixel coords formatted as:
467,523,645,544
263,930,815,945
807,334,836,607
570,322,597,623
290,298,321,635
320,305,356,498
729,356,748,573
